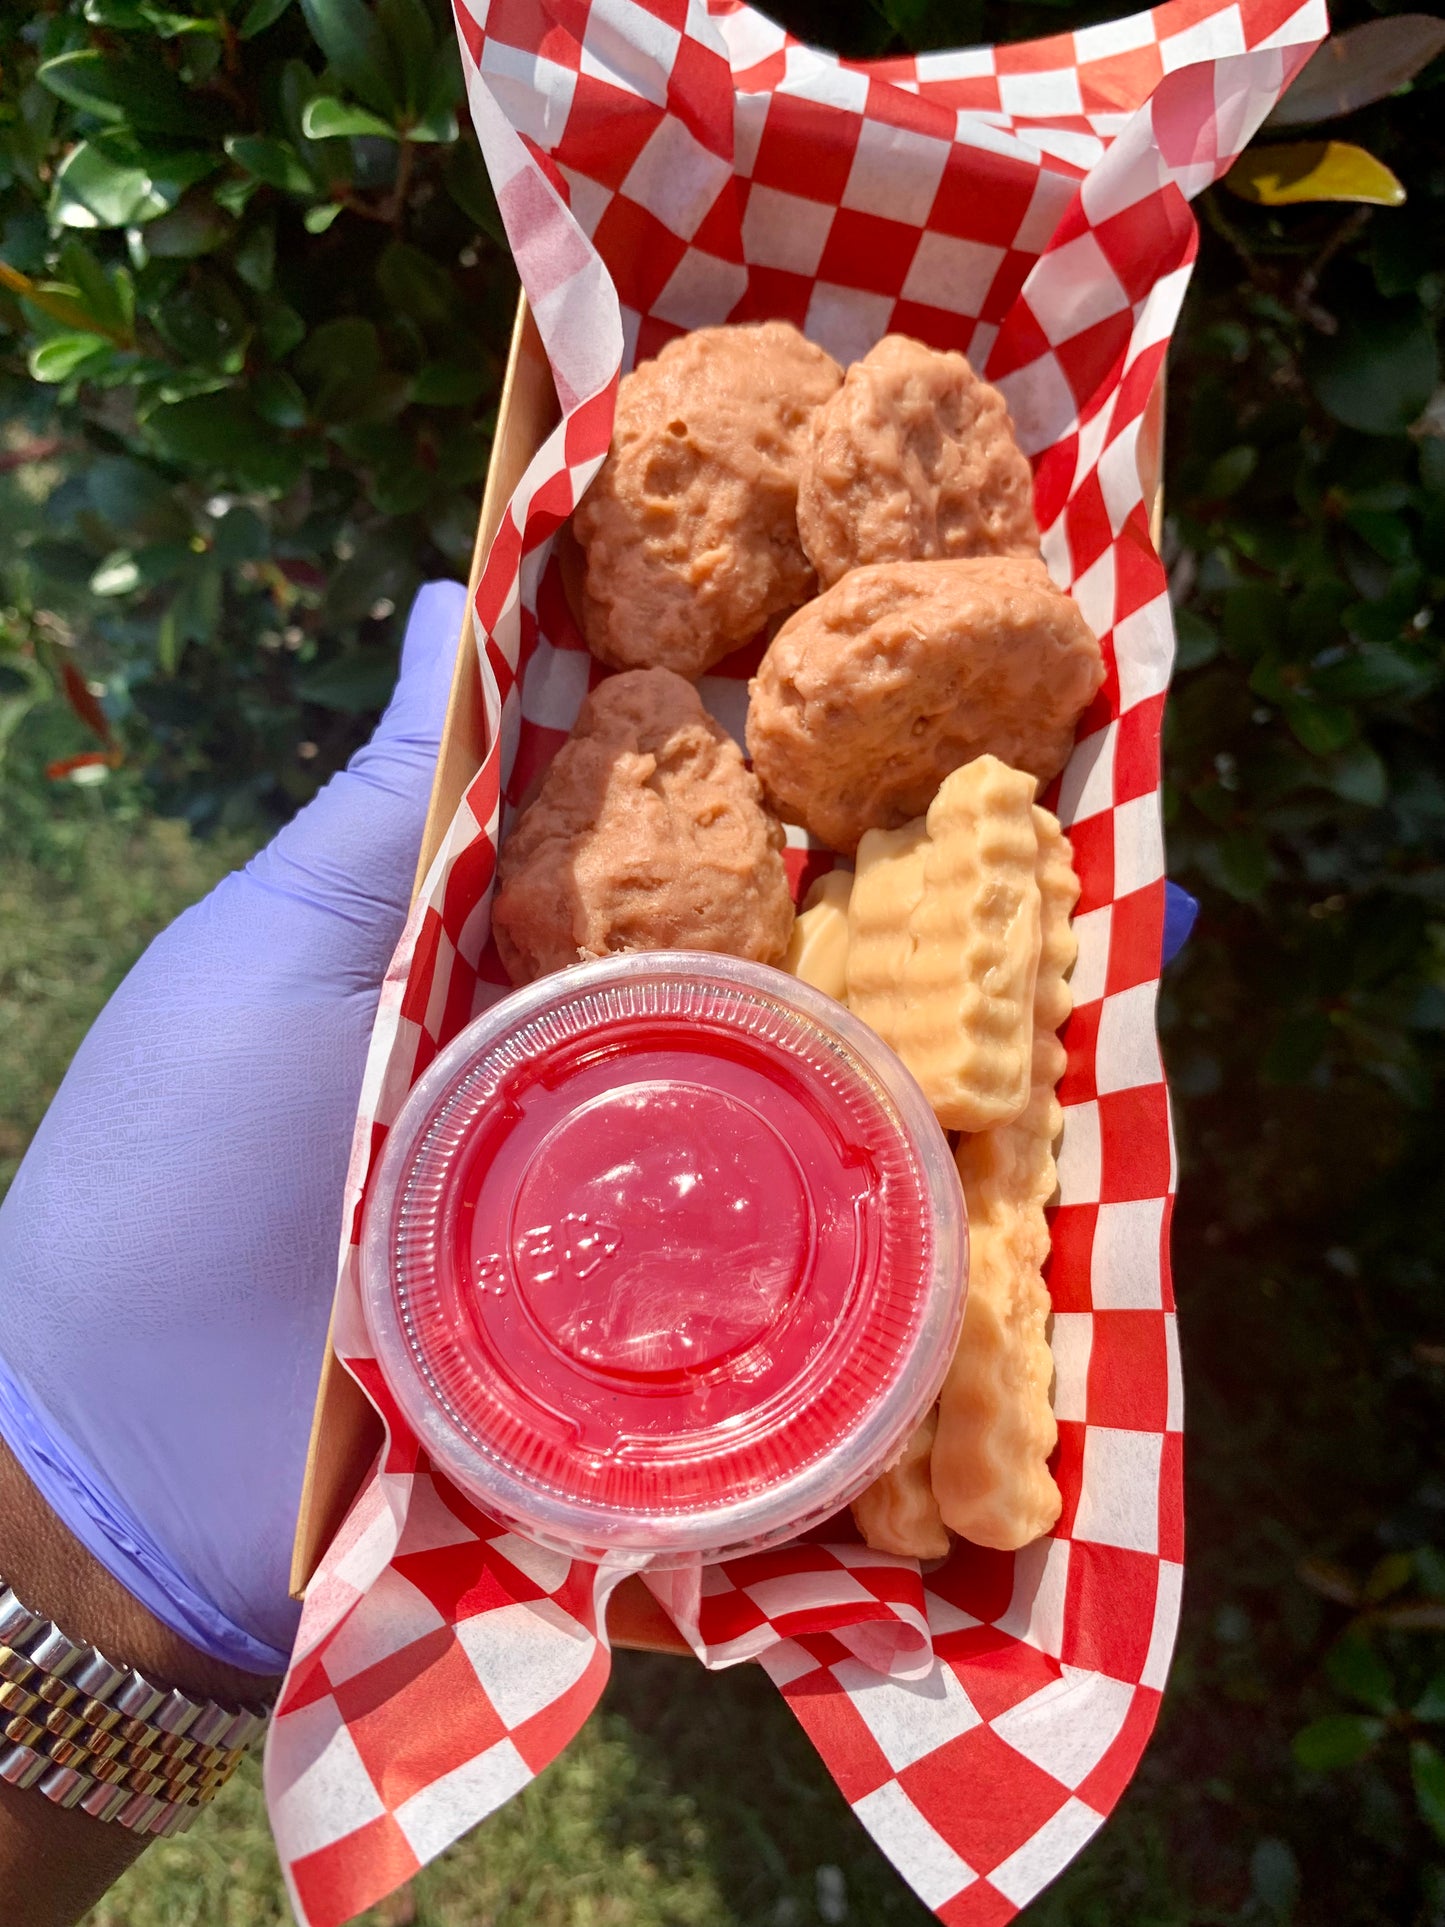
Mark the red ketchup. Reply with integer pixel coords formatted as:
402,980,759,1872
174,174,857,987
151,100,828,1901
362,954,965,1566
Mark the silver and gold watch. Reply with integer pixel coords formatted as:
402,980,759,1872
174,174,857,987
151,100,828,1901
0,1581,270,1837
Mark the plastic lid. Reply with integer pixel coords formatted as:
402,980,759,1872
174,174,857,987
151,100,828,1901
361,953,965,1567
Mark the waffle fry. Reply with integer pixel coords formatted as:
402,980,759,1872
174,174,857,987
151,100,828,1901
783,871,853,1004
931,807,1079,1551
851,1410,949,1560
845,756,1042,1132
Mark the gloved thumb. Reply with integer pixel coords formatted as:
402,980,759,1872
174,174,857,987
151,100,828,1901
234,580,470,984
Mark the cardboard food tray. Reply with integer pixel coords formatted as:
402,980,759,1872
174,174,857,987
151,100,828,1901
290,292,1169,1658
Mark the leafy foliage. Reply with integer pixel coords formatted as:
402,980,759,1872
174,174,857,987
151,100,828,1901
2,0,1444,1921
0,0,512,835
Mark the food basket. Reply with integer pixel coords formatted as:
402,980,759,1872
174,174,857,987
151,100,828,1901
269,3,1327,1923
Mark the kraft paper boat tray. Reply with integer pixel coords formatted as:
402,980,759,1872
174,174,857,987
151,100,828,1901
289,291,1168,1657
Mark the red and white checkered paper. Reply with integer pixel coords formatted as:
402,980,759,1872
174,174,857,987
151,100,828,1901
265,2,1326,1920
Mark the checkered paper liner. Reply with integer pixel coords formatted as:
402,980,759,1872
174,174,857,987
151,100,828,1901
264,1,1326,1921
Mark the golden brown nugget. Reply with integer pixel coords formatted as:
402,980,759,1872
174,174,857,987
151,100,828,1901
931,810,1080,1552
491,668,794,983
573,322,842,680
782,870,853,1003
746,555,1102,854
846,757,1042,1132
850,1410,949,1561
798,334,1039,587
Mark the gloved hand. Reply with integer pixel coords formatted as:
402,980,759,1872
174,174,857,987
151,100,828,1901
0,581,468,1675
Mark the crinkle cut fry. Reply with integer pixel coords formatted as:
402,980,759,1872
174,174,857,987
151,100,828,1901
850,1410,949,1561
783,870,853,1004
931,806,1079,1552
845,755,1041,1132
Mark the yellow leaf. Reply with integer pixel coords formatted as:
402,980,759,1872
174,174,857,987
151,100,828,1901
1226,141,1406,207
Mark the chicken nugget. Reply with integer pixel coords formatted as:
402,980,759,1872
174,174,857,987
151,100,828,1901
798,334,1039,586
746,555,1102,855
491,668,794,983
573,323,842,680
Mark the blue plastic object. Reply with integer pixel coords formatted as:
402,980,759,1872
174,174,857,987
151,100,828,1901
1162,881,1199,966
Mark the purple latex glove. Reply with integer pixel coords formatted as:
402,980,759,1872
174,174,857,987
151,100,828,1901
0,581,467,1674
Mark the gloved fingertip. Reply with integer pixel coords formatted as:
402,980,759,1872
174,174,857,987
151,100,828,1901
370,580,471,753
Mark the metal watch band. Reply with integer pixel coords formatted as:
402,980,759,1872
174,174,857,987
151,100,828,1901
0,1581,270,1838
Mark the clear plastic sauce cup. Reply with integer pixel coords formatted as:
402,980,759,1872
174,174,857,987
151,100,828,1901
361,953,967,1567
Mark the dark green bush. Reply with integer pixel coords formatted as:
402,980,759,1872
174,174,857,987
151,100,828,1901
0,0,517,838
2,0,1443,1918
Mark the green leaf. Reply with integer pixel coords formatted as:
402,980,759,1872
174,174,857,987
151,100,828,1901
1174,609,1219,671
1364,1551,1416,1602
90,550,143,596
50,135,217,230
89,541,194,594
412,359,487,407
1204,445,1258,498
1218,830,1273,902
256,293,306,358
376,238,457,328
1325,1633,1397,1713
1250,1838,1300,1922
293,314,385,421
147,391,302,492
87,454,189,539
1412,1741,1445,1846
1309,304,1441,437
1346,506,1413,566
28,332,113,382
1267,15,1445,129
1327,741,1388,808
141,193,231,259
213,175,262,218
407,103,457,142
233,218,276,292
1292,1714,1385,1771
300,0,401,116
156,598,182,674
1416,1673,1445,1722
1312,644,1435,702
37,50,214,137
1227,141,1405,208
239,0,294,34
151,272,250,368
137,5,225,34
1284,693,1356,755
303,201,343,232
211,505,268,566
252,367,308,428
295,651,398,711
224,135,315,196
25,540,101,588
301,97,398,140
57,236,133,335
83,0,150,24
1223,582,1287,663
443,139,505,244
377,0,435,116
